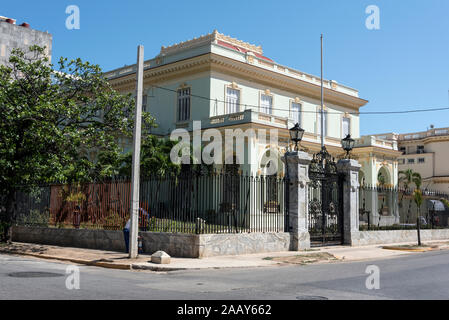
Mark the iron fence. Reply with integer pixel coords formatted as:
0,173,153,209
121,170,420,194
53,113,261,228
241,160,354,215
11,172,289,234
359,185,449,231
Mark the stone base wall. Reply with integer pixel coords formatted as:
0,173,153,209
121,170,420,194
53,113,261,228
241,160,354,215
11,226,126,252
11,226,292,258
140,232,200,258
199,233,291,257
355,229,449,246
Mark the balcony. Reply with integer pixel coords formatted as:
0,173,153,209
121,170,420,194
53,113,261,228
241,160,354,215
398,127,449,141
354,135,398,151
176,109,292,131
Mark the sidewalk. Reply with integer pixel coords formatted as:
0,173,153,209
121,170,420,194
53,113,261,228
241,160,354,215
1,240,448,272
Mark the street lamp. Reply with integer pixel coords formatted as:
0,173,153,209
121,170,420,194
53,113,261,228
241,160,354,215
289,123,305,151
341,134,355,158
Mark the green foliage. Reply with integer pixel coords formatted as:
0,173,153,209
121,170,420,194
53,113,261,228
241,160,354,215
0,45,183,237
119,135,180,177
15,209,50,227
440,198,449,208
399,169,422,190
0,45,155,193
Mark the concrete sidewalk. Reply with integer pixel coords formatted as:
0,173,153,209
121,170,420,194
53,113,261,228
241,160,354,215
1,240,448,272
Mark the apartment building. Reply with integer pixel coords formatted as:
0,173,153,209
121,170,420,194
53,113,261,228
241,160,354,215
0,15,52,66
373,127,449,193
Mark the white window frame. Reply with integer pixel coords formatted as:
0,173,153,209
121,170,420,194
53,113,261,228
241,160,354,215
290,101,301,125
259,92,273,115
342,116,351,138
177,87,191,122
225,86,241,114
317,107,328,137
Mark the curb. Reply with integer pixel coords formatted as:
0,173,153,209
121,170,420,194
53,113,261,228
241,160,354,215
382,246,436,252
0,250,131,270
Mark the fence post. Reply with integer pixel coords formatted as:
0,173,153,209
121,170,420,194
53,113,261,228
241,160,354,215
282,151,312,250
337,159,361,245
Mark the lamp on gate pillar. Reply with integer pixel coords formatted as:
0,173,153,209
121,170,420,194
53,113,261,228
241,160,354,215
341,134,355,159
289,123,305,151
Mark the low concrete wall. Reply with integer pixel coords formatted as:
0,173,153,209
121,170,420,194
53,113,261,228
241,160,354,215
11,226,292,258
140,232,200,258
355,229,449,246
11,226,126,252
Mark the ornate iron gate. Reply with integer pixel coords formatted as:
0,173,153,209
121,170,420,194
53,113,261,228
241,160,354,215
308,147,344,246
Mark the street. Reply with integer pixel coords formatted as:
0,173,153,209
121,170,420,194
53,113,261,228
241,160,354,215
1,250,449,300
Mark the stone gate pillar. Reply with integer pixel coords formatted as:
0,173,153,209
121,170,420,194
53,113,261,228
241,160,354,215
282,151,312,250
337,159,361,246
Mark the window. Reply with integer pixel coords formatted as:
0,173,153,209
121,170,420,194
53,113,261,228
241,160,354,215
142,94,148,112
398,159,405,165
260,94,273,115
317,110,328,136
399,147,406,155
342,117,350,138
417,145,425,154
177,87,190,121
226,87,240,114
408,159,415,164
291,102,301,125
418,158,425,164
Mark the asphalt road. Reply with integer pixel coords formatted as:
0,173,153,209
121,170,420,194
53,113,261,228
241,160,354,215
1,250,449,300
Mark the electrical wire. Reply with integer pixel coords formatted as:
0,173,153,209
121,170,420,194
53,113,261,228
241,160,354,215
150,85,449,116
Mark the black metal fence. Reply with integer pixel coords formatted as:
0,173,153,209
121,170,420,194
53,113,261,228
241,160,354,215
11,172,289,234
359,185,449,230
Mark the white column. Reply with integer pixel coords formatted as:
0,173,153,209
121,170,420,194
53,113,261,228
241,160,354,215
282,151,312,250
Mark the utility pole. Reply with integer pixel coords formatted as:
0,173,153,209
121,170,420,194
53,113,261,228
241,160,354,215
320,34,325,151
129,45,144,259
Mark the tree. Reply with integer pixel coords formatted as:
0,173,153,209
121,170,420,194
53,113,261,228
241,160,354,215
0,45,155,240
119,135,181,177
399,169,421,190
411,172,423,246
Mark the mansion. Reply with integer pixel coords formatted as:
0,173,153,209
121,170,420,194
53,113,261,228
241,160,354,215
105,31,401,187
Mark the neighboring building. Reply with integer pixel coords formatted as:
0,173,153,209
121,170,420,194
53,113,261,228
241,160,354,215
0,15,52,66
105,30,398,182
373,127,449,193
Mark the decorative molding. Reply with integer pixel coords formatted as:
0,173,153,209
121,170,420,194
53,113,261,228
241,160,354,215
108,53,368,111
230,81,239,90
159,30,263,56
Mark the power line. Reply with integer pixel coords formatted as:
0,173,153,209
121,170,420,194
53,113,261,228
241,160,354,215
150,85,449,116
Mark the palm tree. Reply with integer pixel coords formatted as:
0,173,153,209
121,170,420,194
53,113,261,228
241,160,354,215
398,169,421,190
411,172,423,246
398,169,421,222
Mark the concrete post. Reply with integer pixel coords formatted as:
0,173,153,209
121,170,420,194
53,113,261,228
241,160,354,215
129,45,144,259
337,159,361,246
282,151,312,250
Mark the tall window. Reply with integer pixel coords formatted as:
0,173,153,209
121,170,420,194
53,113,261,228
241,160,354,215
342,117,350,137
260,94,273,115
177,87,190,121
226,87,240,114
142,94,148,112
291,102,301,125
317,110,327,136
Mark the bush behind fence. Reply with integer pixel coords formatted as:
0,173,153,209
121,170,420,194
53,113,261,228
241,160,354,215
359,185,449,231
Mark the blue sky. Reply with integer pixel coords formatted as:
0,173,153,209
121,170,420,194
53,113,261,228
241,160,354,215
2,0,449,135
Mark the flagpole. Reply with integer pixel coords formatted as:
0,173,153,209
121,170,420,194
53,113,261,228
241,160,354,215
320,34,325,151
